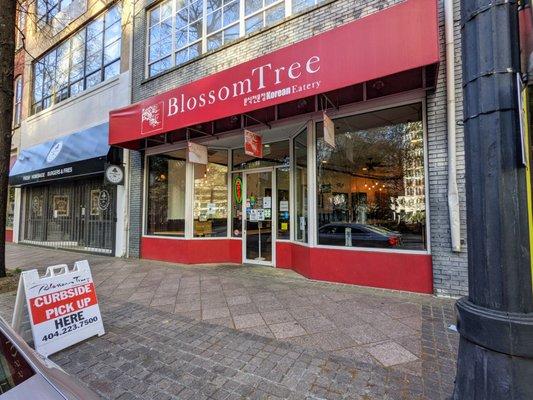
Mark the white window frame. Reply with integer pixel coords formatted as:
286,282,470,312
140,92,431,256
146,0,325,77
13,76,23,127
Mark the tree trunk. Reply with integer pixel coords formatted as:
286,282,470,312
0,0,16,278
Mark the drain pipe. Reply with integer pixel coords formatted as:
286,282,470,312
445,0,461,252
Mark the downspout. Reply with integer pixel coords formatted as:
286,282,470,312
123,0,135,258
445,0,461,252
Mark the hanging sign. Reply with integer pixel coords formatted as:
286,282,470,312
323,112,335,148
187,142,208,164
233,176,243,204
244,130,263,158
12,260,105,357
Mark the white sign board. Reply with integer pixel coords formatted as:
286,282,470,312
279,201,289,212
187,141,208,164
13,261,104,357
323,112,335,148
263,197,271,209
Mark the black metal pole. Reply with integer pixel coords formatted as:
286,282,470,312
454,0,533,398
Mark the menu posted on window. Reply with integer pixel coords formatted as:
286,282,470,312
14,260,105,357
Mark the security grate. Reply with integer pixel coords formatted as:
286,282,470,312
21,177,116,255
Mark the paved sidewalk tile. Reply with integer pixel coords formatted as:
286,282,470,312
1,243,460,399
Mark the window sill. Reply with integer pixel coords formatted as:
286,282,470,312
28,74,122,122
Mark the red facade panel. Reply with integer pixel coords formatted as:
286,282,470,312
109,0,439,147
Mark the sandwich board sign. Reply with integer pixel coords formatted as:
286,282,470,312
12,260,104,357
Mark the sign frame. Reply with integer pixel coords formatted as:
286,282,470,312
12,260,105,357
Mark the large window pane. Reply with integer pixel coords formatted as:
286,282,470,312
276,167,290,239
147,150,187,236
294,129,307,242
316,104,426,250
193,149,228,237
147,0,326,77
31,5,122,114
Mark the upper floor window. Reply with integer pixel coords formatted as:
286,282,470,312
15,6,27,50
147,0,325,77
36,0,73,26
13,77,23,127
32,5,121,114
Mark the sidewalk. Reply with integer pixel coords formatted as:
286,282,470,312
1,244,458,399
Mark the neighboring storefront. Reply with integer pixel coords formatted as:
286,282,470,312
9,124,124,255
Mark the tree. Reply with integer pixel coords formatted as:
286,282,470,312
0,0,17,278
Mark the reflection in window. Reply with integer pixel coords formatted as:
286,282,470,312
13,77,22,127
0,331,35,394
147,150,187,236
193,149,228,237
293,129,307,242
32,5,121,114
316,104,426,250
147,0,325,76
277,167,290,239
232,140,289,170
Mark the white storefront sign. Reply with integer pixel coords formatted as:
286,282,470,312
12,261,105,357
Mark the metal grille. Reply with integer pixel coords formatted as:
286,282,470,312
22,177,116,255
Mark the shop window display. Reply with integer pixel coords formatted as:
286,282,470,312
193,149,228,237
316,104,426,250
232,140,289,170
293,129,308,242
147,150,187,236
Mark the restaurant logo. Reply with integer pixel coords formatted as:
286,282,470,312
166,56,321,119
46,141,63,163
141,101,164,135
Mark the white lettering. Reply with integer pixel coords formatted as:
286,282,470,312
232,79,252,96
186,97,197,111
306,55,320,73
251,63,272,89
168,97,179,116
288,62,301,79
218,86,230,101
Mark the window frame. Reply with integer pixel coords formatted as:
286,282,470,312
311,100,431,254
140,94,430,255
31,4,122,115
12,76,23,128
145,0,325,78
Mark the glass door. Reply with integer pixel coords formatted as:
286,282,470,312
243,170,274,265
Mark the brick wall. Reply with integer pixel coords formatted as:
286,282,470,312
127,0,470,296
426,0,469,297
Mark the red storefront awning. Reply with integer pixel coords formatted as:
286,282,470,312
109,0,439,148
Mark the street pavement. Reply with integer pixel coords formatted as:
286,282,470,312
0,243,459,399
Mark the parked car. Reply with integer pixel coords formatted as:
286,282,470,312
318,223,402,248
0,317,100,399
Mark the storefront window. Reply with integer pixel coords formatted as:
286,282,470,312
294,129,307,242
276,167,290,239
193,150,228,237
232,140,289,170
147,150,187,236
316,104,426,251
231,173,243,237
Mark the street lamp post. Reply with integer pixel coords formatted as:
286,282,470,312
454,1,533,398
